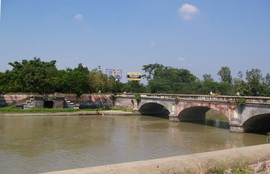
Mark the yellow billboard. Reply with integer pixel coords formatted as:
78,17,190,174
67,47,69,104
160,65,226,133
127,72,142,81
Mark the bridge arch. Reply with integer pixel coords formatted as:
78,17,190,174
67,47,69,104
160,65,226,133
177,106,230,129
139,102,170,119
242,113,270,133
178,106,210,122
239,105,270,133
176,103,231,122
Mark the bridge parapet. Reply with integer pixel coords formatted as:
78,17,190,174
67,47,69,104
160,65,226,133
116,93,270,105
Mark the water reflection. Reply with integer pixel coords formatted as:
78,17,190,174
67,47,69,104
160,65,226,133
205,119,230,129
0,115,267,174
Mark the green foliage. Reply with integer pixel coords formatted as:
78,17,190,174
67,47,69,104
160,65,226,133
111,107,133,112
197,80,219,94
8,58,58,93
122,81,147,93
0,106,134,113
0,58,125,95
207,158,251,174
1,58,270,97
233,168,252,174
57,65,90,97
142,63,164,80
148,78,172,93
175,97,180,104
0,106,78,113
143,64,197,94
218,66,232,84
135,93,141,105
236,98,246,107
202,74,214,82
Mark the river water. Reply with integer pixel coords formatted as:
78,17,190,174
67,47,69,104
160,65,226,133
0,115,267,174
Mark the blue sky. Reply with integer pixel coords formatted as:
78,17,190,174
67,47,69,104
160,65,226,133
0,0,269,82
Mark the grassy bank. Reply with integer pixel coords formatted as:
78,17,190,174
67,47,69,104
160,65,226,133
0,106,132,113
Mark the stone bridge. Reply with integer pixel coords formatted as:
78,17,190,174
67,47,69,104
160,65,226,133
114,94,270,133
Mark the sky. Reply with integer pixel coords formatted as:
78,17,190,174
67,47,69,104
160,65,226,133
0,0,270,82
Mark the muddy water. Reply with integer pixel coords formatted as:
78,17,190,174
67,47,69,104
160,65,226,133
0,115,267,174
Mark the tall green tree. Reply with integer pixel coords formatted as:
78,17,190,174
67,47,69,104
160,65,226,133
245,69,263,96
142,63,164,80
8,58,58,93
202,74,214,82
143,64,197,94
217,66,232,84
89,66,109,93
122,81,146,93
265,73,270,85
59,66,90,97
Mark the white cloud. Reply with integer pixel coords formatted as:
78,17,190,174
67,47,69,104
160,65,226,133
179,3,199,20
74,14,83,21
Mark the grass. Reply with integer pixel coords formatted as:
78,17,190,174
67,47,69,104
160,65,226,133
110,107,133,112
206,158,253,174
0,105,131,113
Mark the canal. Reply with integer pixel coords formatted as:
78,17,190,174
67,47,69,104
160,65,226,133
0,114,267,174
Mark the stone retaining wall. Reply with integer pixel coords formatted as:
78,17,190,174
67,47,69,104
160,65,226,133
0,94,32,107
42,144,270,174
0,93,113,109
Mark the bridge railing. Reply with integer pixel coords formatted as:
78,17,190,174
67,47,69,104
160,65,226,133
115,93,270,105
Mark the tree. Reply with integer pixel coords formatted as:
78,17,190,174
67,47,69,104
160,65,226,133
198,80,219,95
54,63,90,97
0,72,8,93
143,64,197,94
246,69,262,83
237,71,243,79
89,66,109,93
0,70,23,92
265,73,270,85
142,63,164,80
263,73,270,95
202,74,214,82
245,69,263,96
122,81,147,93
217,66,232,84
148,78,172,93
8,58,58,93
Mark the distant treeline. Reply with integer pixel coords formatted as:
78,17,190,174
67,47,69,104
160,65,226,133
0,58,270,96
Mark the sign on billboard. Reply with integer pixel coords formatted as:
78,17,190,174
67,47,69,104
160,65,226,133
127,72,142,81
106,69,122,80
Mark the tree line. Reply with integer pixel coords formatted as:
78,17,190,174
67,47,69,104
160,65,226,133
0,58,269,96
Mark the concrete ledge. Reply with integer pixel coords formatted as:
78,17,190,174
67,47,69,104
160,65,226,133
42,144,270,174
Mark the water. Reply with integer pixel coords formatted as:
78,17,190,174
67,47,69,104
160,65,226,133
0,115,267,174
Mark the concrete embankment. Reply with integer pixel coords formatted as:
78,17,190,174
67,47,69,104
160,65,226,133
43,144,270,174
0,110,139,117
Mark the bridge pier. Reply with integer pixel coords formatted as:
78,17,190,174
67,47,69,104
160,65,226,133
229,108,244,133
229,126,244,133
168,104,180,121
169,116,180,122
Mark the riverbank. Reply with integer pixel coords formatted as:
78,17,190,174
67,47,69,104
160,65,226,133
42,144,270,174
0,110,139,117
